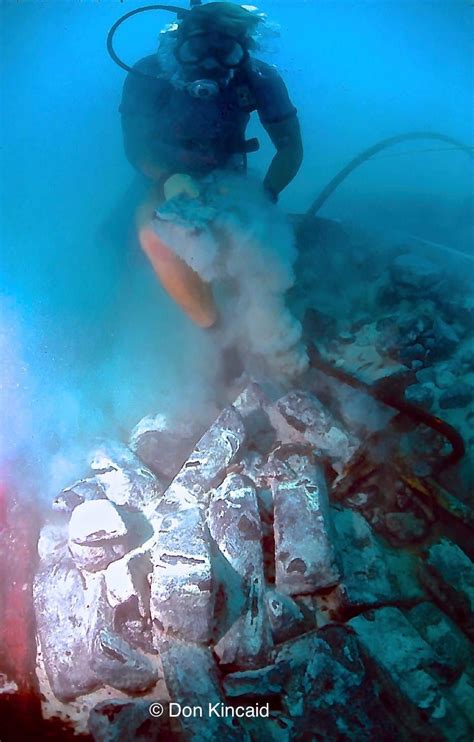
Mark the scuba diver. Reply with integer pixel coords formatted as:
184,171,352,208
119,1,303,330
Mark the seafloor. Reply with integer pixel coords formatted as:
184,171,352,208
1,216,473,741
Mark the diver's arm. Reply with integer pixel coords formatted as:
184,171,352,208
262,116,303,198
120,57,172,183
121,114,169,182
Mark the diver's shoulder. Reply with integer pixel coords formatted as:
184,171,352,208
246,57,282,81
121,54,169,107
130,54,162,75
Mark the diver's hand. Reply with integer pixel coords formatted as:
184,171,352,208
164,173,201,201
140,161,169,184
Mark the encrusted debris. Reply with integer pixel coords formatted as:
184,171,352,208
90,441,164,510
162,405,246,506
30,371,474,740
150,504,213,644
350,607,472,741
272,454,340,594
158,639,246,740
53,477,105,513
69,500,128,545
275,390,359,473
129,412,205,483
420,539,474,641
333,507,423,610
208,473,272,667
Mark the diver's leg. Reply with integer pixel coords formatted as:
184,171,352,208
138,226,218,329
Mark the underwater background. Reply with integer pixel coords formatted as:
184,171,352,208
1,0,472,499
1,1,474,738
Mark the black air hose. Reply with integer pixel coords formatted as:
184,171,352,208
300,131,474,227
300,132,472,474
107,5,188,77
307,344,465,473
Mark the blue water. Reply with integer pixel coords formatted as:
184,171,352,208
1,0,472,498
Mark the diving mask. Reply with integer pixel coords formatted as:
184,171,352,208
175,32,247,69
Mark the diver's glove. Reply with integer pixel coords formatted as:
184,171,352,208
163,173,201,201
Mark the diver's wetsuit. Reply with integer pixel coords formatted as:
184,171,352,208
120,54,301,330
120,55,298,177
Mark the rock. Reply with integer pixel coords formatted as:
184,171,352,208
273,390,358,474
350,607,472,741
224,663,289,697
69,500,128,545
420,539,474,641
233,382,276,454
69,539,128,573
208,474,272,667
431,316,460,358
451,672,474,728
114,611,155,655
460,347,474,372
345,488,378,511
90,441,164,511
239,450,265,486
324,338,410,388
339,330,355,343
384,511,428,544
312,585,347,626
207,474,263,565
272,627,399,740
300,625,399,741
105,546,152,617
308,367,396,439
258,452,294,486
88,699,172,742
404,383,435,410
264,589,308,644
34,560,106,700
162,405,246,507
0,673,18,695
90,628,159,693
129,412,204,484
407,602,474,683
35,557,160,702
333,508,423,609
241,712,295,742
439,382,473,410
150,505,213,644
53,477,105,513
439,294,474,328
120,509,155,550
271,454,339,595
390,254,443,294
37,521,69,563
416,366,436,384
434,362,459,390
214,575,271,668
400,343,426,365
157,639,246,740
